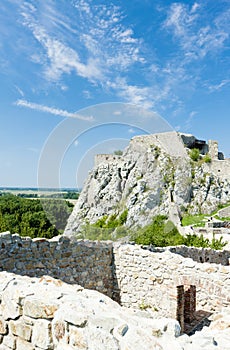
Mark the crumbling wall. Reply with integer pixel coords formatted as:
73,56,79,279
0,232,230,336
0,232,114,298
113,244,230,323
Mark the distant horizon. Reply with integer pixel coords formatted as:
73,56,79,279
0,187,81,191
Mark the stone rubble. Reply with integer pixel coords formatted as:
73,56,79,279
0,272,229,350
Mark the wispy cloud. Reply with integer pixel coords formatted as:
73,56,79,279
207,79,230,92
20,1,143,84
15,99,93,121
14,85,24,97
164,2,229,60
184,111,197,131
128,128,136,134
16,1,151,108
8,0,230,117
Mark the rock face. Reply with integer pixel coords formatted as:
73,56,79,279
0,272,229,350
65,131,230,235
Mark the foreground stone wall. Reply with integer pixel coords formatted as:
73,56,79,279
0,232,230,335
0,232,114,298
0,273,184,350
113,244,230,324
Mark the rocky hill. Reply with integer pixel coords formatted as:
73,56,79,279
65,131,230,236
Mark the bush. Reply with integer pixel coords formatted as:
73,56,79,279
79,209,129,240
203,154,212,163
114,150,123,156
132,215,227,250
132,216,185,247
189,148,200,161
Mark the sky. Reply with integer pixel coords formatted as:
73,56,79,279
0,0,229,188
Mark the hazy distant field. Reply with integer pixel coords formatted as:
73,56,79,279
0,188,79,202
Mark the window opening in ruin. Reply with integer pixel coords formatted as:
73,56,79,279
176,285,196,334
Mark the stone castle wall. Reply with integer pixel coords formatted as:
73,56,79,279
94,154,123,167
0,232,230,344
0,232,114,298
113,244,230,331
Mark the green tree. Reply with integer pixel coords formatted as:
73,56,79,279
189,148,200,161
114,150,123,156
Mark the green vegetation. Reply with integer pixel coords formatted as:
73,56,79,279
132,215,226,250
189,148,200,161
113,150,123,156
203,154,212,163
0,189,80,200
92,209,128,229
181,214,206,227
78,212,227,250
132,216,185,246
78,225,129,241
184,234,227,250
78,209,129,241
0,194,73,239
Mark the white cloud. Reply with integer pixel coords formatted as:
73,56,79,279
20,1,143,86
184,111,197,131
164,2,229,59
208,79,230,92
110,78,153,110
10,0,229,121
15,99,94,121
14,85,24,97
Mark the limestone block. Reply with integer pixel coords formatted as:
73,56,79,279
86,326,119,350
56,342,75,350
2,334,16,349
68,326,88,348
88,313,124,333
52,319,68,345
0,317,7,335
16,338,34,350
24,297,58,319
2,290,21,320
31,319,52,349
9,319,32,341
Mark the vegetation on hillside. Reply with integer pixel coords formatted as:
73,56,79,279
132,215,226,250
0,194,73,239
77,213,226,250
181,214,206,227
0,193,227,250
189,148,200,161
78,210,129,241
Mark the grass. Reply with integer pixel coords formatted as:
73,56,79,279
181,214,207,227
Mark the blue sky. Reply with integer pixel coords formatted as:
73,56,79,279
0,0,229,188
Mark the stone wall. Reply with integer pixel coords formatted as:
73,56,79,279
0,232,114,298
94,154,122,167
168,246,230,265
0,232,230,337
113,243,230,331
0,273,183,350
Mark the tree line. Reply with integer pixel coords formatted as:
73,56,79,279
0,194,74,239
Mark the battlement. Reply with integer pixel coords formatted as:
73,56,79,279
94,154,123,167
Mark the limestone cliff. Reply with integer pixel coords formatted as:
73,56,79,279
65,131,230,236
